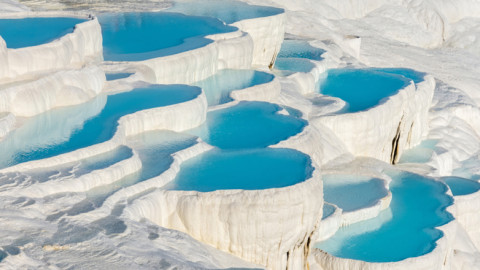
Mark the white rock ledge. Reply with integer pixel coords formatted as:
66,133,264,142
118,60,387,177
0,65,105,117
123,168,322,270
312,75,435,164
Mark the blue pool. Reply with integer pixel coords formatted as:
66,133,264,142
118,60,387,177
105,72,133,81
168,0,283,24
194,69,274,106
315,172,453,262
318,69,411,113
323,203,336,219
190,101,306,149
442,176,480,196
0,85,201,169
277,40,325,61
398,139,437,164
0,17,86,48
323,174,388,212
27,146,133,183
167,148,313,192
370,68,426,84
99,12,236,61
130,130,198,182
274,58,316,76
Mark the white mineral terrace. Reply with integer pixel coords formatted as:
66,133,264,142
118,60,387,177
0,0,480,269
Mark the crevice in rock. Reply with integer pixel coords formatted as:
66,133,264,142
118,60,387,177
285,251,290,270
269,49,278,70
407,121,414,146
390,116,404,164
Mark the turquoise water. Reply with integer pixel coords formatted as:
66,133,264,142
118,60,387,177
399,139,437,164
442,176,480,196
315,172,453,262
277,40,324,61
27,146,133,183
323,203,336,219
194,69,274,106
0,17,86,48
318,69,411,113
274,58,316,75
130,130,198,182
99,12,236,61
105,73,133,81
168,0,283,24
190,101,306,149
0,85,200,169
323,175,388,212
167,148,313,192
371,68,426,84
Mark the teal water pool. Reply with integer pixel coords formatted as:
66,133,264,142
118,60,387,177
0,17,86,48
442,176,480,196
189,101,306,149
316,172,453,262
99,12,236,61
194,69,274,106
168,0,283,24
167,148,313,192
323,174,388,212
318,69,411,113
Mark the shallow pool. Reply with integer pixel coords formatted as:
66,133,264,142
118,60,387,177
370,68,426,84
167,0,283,24
105,73,133,81
277,40,325,61
274,58,316,76
99,12,236,61
26,146,133,183
0,85,200,168
130,130,198,182
442,176,480,196
322,203,336,220
398,139,437,164
194,69,274,106
166,148,313,192
318,69,411,113
315,172,453,262
323,174,388,212
190,101,306,149
0,17,86,48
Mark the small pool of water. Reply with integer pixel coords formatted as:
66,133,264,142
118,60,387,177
194,69,274,106
166,148,313,192
441,176,480,196
274,58,316,76
0,17,86,48
189,101,306,149
130,130,198,182
398,139,437,164
315,172,453,262
323,174,388,212
0,85,200,169
99,12,236,61
322,203,336,220
26,146,133,183
370,68,426,84
167,0,283,24
105,72,133,81
277,40,325,61
317,69,411,113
